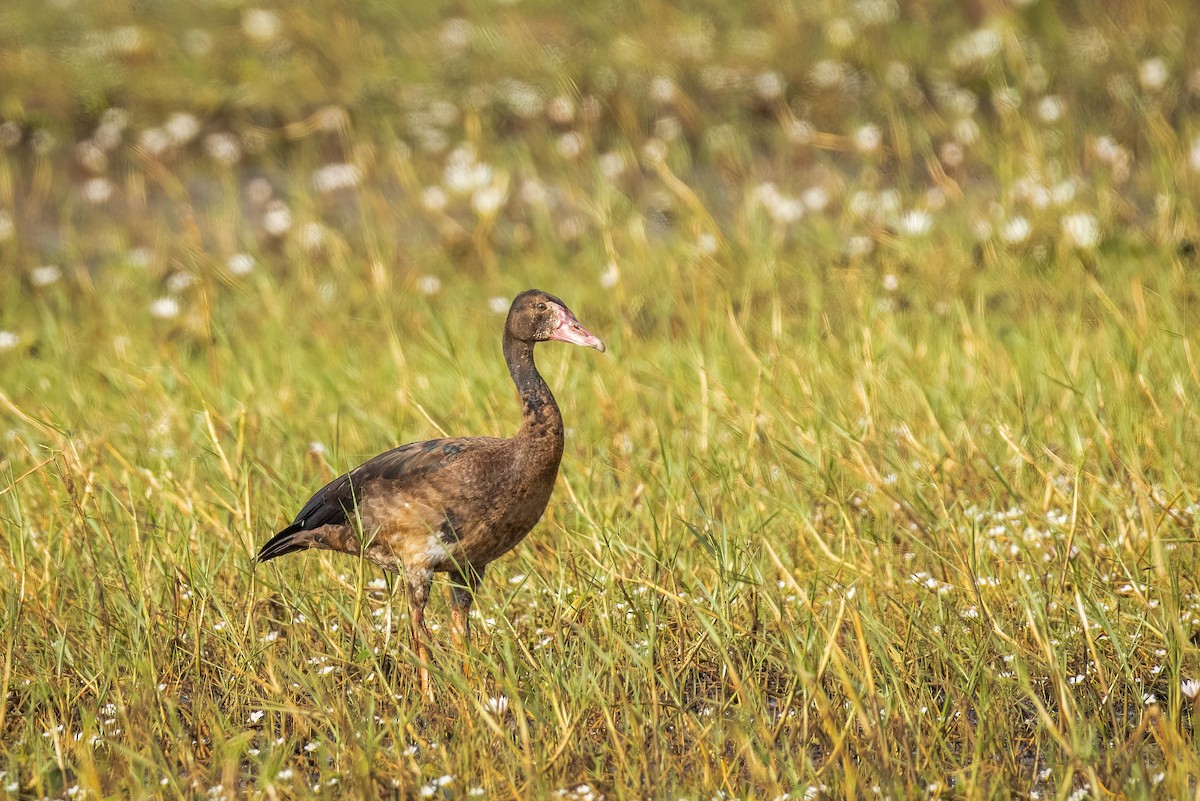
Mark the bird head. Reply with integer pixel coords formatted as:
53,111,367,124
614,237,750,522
506,289,605,352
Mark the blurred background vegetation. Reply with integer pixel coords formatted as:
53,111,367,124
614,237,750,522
0,0,1197,293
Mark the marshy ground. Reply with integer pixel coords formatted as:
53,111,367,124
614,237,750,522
2,1,1200,798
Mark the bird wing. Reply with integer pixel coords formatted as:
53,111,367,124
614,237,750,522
290,436,499,532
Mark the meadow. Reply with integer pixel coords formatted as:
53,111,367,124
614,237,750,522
2,0,1200,798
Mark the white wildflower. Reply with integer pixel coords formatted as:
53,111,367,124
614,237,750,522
947,87,979,117
940,141,964,168
642,138,667,164
243,9,282,43
444,146,492,194
599,262,619,289
499,79,543,118
852,124,882,154
30,265,62,287
312,163,362,194
1061,213,1099,249
1092,135,1121,164
300,223,325,252
848,190,877,217
227,253,254,276
898,209,932,236
416,275,442,296
204,132,241,166
953,118,980,145
846,235,874,258
111,25,145,55
165,112,200,145
247,177,274,204
262,201,292,236
76,140,108,173
885,61,911,89
520,179,547,206
755,71,784,100
546,95,575,125
82,177,114,204
649,76,678,105
810,59,845,88
440,18,472,51
1036,95,1065,123
556,132,584,160
1182,679,1200,700
485,695,509,716
754,182,803,224
421,186,448,213
1000,217,1031,245
1051,180,1077,206
826,17,855,48
0,121,21,148
0,331,18,352
786,118,814,144
471,184,507,216
488,297,509,314
166,271,196,293
802,186,829,212
1139,58,1168,92
598,151,626,180
950,28,1002,69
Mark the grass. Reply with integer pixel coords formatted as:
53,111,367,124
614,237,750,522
3,0,1200,798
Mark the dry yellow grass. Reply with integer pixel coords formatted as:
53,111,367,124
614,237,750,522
2,1,1200,798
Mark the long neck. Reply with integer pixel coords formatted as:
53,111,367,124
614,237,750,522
503,333,564,442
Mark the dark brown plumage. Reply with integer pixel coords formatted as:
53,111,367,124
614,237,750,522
257,289,604,694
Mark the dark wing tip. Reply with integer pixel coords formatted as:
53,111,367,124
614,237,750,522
256,522,309,563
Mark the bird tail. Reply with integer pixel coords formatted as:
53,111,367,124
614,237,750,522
256,523,314,563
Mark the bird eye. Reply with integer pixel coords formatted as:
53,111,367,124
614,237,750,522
536,302,547,310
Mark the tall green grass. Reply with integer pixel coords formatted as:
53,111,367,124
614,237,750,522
4,245,1199,798
3,0,1200,798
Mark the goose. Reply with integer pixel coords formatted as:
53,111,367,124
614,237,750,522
257,289,605,694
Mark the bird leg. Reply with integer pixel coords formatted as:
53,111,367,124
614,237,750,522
448,566,484,675
406,567,434,698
